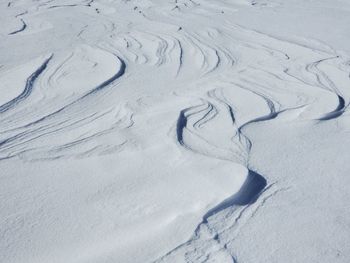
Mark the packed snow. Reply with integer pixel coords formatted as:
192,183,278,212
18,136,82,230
1,0,350,262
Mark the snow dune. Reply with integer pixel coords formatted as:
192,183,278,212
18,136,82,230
1,0,350,262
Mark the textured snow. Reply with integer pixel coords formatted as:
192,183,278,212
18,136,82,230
1,0,350,262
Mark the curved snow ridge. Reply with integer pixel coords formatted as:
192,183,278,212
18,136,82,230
8,18,27,35
111,28,235,78
81,55,126,96
175,83,283,162
0,101,133,161
318,95,346,121
1,45,126,127
0,54,53,113
18,104,134,161
180,31,235,76
37,0,93,10
122,32,176,66
176,98,246,164
154,180,286,263
162,56,350,263
202,170,266,223
0,47,128,160
304,57,349,120
167,85,284,262
177,30,236,77
241,29,350,121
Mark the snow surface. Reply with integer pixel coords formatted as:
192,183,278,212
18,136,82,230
1,0,350,262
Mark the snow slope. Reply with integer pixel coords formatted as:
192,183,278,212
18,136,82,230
1,0,350,262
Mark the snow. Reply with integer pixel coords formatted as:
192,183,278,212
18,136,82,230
1,0,350,262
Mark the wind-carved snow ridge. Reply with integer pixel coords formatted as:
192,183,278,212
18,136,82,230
0,46,129,160
1,0,350,262
305,56,348,120
202,171,267,222
160,84,276,262
8,18,27,35
155,4,350,263
0,55,52,113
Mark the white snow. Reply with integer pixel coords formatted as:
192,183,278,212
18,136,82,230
1,0,350,262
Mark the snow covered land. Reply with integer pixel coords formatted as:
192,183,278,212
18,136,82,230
1,0,350,262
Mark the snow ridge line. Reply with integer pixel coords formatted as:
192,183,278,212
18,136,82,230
161,85,280,262
305,56,348,120
20,56,125,129
0,56,127,159
8,18,27,35
0,55,53,114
